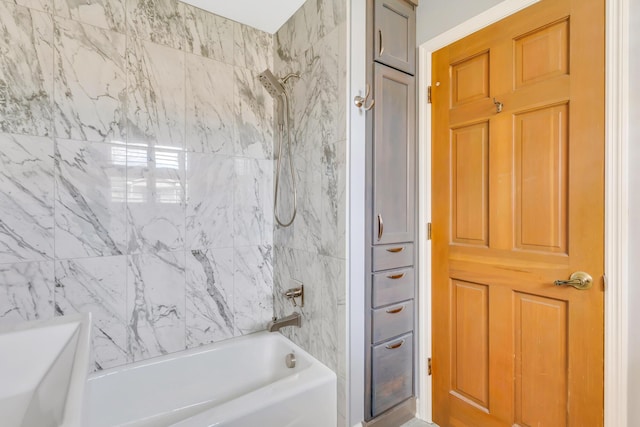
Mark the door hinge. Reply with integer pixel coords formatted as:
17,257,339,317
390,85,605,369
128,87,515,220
427,222,432,240
428,358,432,376
427,86,432,104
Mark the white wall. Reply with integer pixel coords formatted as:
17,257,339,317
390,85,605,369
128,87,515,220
416,0,503,44
627,0,640,424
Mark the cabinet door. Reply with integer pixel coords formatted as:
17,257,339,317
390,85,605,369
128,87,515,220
374,0,416,75
372,63,415,245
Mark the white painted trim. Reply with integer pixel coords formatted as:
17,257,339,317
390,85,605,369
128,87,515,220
604,0,629,425
418,0,539,52
416,0,631,423
347,0,367,425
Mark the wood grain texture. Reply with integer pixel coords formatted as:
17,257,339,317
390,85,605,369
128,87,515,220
431,0,604,425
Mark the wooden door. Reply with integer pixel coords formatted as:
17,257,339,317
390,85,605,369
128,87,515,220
373,62,415,245
431,0,605,425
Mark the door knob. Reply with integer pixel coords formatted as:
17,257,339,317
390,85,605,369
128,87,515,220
554,271,593,290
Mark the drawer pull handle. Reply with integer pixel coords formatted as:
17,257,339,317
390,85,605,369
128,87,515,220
387,273,406,280
386,247,404,253
379,29,384,56
386,305,405,314
385,339,405,350
377,214,384,241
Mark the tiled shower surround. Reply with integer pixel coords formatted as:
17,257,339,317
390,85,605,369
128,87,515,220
0,0,276,369
273,1,348,424
0,0,349,421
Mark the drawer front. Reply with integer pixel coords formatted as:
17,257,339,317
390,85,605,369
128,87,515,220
372,333,413,417
372,300,414,344
372,243,414,271
372,268,414,308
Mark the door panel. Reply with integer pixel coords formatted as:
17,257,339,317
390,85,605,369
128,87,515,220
431,0,604,425
373,63,415,245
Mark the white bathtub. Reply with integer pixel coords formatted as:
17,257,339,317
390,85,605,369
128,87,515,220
84,332,336,427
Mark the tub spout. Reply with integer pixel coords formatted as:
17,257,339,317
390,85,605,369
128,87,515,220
268,312,302,332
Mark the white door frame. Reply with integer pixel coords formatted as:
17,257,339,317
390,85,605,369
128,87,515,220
415,0,630,425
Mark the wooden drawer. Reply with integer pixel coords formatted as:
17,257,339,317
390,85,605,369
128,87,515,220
372,333,413,417
372,268,414,308
372,300,413,344
374,0,416,74
372,243,413,271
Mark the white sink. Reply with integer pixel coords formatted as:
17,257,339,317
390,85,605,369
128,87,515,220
0,313,92,427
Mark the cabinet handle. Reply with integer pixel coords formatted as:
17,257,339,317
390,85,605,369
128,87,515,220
377,214,384,241
387,273,406,280
386,247,404,253
379,29,384,56
385,339,405,350
386,305,405,314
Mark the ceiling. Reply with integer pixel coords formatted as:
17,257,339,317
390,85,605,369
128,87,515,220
181,0,307,34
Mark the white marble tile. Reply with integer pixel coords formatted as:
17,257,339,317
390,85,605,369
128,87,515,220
291,139,322,253
126,144,185,253
54,256,128,370
0,261,54,325
320,138,346,258
186,153,234,250
127,251,185,361
275,0,318,62
0,133,54,264
184,5,233,64
233,245,273,335
126,37,185,149
234,66,273,160
0,3,54,137
319,254,346,373
54,139,126,259
185,54,234,154
126,0,186,50
53,17,126,143
8,0,52,13
234,157,273,247
53,0,126,33
186,248,234,347
318,0,347,39
233,23,273,73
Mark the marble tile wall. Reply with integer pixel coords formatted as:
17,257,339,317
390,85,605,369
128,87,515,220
0,0,275,371
273,1,348,425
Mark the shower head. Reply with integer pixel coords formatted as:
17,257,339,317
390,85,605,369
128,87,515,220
258,69,286,99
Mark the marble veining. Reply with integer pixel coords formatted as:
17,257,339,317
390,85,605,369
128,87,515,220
233,23,273,73
185,55,235,154
185,5,233,64
0,3,54,137
186,248,234,347
234,66,274,160
234,158,273,247
54,139,127,259
234,245,273,335
127,251,186,361
53,0,126,33
0,261,54,324
0,133,55,264
54,256,128,370
126,0,186,50
186,153,234,250
126,37,185,149
126,144,186,253
53,17,126,142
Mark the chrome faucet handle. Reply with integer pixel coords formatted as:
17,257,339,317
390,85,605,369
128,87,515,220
284,285,304,307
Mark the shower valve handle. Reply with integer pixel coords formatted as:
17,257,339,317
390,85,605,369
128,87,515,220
354,84,375,111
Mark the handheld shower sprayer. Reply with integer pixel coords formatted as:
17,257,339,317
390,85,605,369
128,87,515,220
257,69,300,228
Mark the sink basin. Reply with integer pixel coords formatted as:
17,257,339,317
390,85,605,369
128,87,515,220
0,313,92,427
